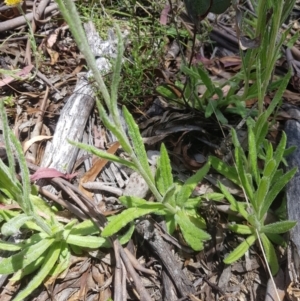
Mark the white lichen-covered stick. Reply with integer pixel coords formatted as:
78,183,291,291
40,22,117,184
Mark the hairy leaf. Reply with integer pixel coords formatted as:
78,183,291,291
176,210,211,251
176,162,210,207
224,234,256,264
102,204,166,237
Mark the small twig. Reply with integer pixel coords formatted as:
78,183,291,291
119,242,153,301
124,248,157,276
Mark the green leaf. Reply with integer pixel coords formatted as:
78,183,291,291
119,223,135,245
12,241,62,301
260,220,297,234
260,233,279,275
232,129,253,200
0,100,17,182
0,158,22,201
175,162,210,207
123,106,154,182
210,156,240,185
156,84,181,101
161,184,176,206
110,25,124,111
265,70,291,119
156,143,173,195
0,238,55,274
262,159,276,179
273,132,287,171
119,195,148,207
102,203,165,237
165,214,176,234
223,234,257,264
201,192,224,202
248,127,260,184
9,128,33,216
176,210,211,251
68,140,136,171
253,113,268,147
1,214,33,236
70,219,99,236
66,234,109,248
254,176,270,213
228,224,253,235
218,182,249,220
49,241,70,276
259,167,297,219
10,254,45,281
0,240,22,252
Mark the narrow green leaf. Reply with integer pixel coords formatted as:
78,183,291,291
218,182,249,220
197,66,215,94
260,233,279,275
176,210,211,251
232,130,253,200
49,241,70,276
253,113,268,147
70,219,99,236
259,168,297,219
214,108,228,124
0,240,22,252
101,204,165,237
201,192,224,202
0,100,16,182
9,130,33,215
228,224,253,235
123,106,154,182
0,158,22,201
175,162,210,207
10,254,45,281
254,176,270,213
0,238,55,274
248,127,259,184
1,214,33,236
264,141,274,163
262,159,276,179
66,234,108,248
273,132,287,171
156,143,173,195
210,156,240,185
110,26,124,110
68,140,136,170
119,195,148,207
12,241,62,301
119,223,135,245
260,220,297,234
223,234,256,264
156,84,181,101
265,70,291,119
161,184,176,205
165,214,176,234
95,101,132,154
